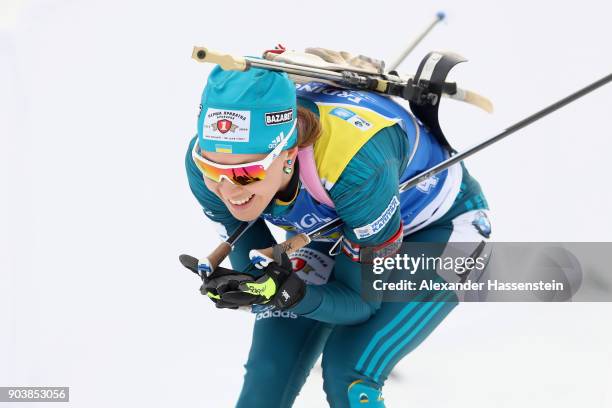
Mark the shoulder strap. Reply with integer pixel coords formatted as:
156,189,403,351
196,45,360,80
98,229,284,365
297,145,335,208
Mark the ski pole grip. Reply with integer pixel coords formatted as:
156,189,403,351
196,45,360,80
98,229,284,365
192,46,248,71
257,234,311,259
206,242,232,270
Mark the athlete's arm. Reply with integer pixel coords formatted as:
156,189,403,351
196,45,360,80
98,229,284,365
185,136,276,272
289,124,409,324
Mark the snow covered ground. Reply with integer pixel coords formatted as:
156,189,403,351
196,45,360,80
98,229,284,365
2,0,612,407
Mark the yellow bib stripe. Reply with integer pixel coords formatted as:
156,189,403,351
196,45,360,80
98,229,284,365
313,103,399,189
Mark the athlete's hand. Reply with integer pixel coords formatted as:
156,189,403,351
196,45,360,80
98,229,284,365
221,253,306,310
201,267,257,309
179,254,252,309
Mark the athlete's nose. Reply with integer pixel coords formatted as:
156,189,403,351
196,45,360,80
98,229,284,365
217,178,242,198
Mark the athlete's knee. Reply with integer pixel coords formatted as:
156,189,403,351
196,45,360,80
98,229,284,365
244,357,278,380
321,353,351,386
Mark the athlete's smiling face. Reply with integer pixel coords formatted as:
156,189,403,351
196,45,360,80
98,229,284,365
202,148,298,221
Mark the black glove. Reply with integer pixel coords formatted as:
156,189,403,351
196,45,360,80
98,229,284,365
202,267,257,309
179,254,253,309
221,252,306,310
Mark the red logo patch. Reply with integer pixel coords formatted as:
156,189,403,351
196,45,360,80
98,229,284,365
217,119,232,134
291,257,306,271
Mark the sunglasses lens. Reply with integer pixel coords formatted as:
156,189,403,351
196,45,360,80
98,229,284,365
229,165,266,185
194,159,266,186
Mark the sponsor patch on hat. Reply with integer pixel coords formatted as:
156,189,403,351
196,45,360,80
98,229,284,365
203,108,250,142
265,109,293,126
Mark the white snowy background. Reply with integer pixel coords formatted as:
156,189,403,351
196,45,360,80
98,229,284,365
2,0,612,407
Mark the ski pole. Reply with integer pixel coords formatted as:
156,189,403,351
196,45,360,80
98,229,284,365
178,222,258,311
387,11,446,72
181,220,255,277
252,72,612,259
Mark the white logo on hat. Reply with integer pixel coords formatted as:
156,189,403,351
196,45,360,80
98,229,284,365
268,134,283,149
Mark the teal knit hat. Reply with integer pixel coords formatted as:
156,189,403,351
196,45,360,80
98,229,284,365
198,65,298,154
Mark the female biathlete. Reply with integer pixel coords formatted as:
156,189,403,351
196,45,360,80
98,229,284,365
185,65,491,407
